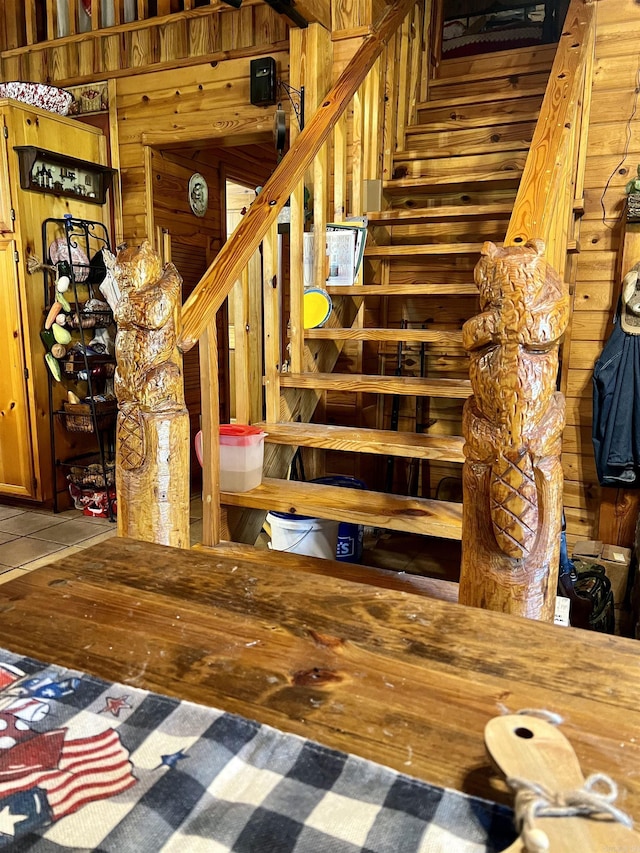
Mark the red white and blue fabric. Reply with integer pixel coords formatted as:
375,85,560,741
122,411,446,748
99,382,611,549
0,652,516,851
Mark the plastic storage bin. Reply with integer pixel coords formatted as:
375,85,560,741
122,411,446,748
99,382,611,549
195,425,267,492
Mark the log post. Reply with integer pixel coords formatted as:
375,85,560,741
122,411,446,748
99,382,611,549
458,240,569,621
107,241,190,548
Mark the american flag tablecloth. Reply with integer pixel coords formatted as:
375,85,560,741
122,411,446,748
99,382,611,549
0,649,516,852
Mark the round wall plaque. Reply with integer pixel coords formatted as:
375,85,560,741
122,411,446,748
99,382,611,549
188,172,208,218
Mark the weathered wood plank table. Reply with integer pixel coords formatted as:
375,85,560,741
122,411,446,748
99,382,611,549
0,536,639,820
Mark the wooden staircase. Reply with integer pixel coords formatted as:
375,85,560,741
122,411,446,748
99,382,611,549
222,43,559,552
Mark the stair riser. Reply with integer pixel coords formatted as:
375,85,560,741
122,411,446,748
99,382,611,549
380,186,518,210
375,220,510,244
280,374,472,399
429,71,551,104
384,174,521,196
392,152,528,181
365,243,485,259
436,44,556,80
404,122,536,157
367,202,513,226
367,264,478,285
430,58,555,91
416,95,543,128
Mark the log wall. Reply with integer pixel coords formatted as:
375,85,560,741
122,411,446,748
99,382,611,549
564,0,640,548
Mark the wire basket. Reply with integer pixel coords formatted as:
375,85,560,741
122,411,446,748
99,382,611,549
66,309,112,329
65,455,116,488
62,355,115,378
62,398,117,433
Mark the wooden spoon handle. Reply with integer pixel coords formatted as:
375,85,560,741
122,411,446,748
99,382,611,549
486,715,639,853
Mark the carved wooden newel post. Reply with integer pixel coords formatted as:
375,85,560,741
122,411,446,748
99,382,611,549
107,242,190,548
458,240,570,620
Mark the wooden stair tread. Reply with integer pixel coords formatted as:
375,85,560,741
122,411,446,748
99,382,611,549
366,203,512,225
257,421,465,462
221,478,464,541
279,373,472,398
383,172,521,193
416,86,547,112
304,328,464,344
365,242,485,258
326,283,479,296
201,540,458,603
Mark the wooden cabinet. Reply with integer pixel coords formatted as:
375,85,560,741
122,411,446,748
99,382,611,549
0,238,36,497
0,99,111,505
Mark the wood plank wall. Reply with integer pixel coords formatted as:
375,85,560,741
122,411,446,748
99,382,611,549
114,48,289,244
564,0,640,549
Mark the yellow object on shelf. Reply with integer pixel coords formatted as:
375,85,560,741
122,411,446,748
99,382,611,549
303,287,332,329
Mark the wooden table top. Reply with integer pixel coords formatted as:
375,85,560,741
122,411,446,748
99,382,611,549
1,536,639,820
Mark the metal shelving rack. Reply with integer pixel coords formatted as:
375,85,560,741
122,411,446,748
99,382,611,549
42,213,116,520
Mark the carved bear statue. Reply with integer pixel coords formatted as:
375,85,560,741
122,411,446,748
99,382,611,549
459,240,569,619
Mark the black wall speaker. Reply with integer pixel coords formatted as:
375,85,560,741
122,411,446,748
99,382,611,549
250,57,277,107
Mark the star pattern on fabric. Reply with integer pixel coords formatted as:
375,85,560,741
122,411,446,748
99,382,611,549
0,805,28,836
158,750,189,770
99,695,133,717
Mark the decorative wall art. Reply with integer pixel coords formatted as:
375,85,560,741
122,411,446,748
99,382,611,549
188,172,208,218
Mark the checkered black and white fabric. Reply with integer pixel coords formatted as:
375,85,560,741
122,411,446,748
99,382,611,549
0,650,515,852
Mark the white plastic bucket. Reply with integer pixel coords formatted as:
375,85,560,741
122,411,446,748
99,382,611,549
266,512,339,559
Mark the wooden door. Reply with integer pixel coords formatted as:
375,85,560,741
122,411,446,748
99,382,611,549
0,238,36,497
0,112,12,234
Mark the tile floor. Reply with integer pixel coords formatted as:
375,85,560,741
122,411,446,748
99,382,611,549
0,496,204,586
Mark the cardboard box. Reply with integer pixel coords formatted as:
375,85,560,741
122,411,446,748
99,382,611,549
572,540,632,607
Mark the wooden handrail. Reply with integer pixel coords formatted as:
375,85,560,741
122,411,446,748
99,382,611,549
178,0,419,352
504,0,595,248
